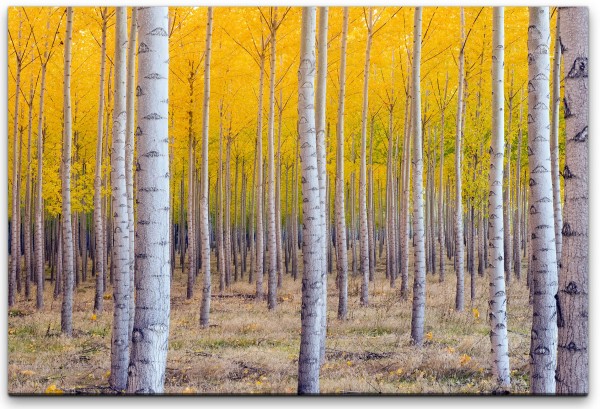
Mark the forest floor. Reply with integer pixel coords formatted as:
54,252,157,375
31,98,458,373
8,253,532,395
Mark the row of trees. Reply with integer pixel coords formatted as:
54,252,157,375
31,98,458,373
7,6,587,394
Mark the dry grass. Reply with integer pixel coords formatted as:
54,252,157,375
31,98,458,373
8,253,532,395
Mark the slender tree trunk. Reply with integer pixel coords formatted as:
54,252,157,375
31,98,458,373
9,16,23,307
127,6,171,394
335,7,349,321
297,7,323,394
550,12,563,267
409,7,425,347
276,95,284,288
488,8,511,389
224,139,233,288
24,57,35,300
60,7,75,337
514,95,524,281
386,103,396,287
199,7,214,327
186,62,196,299
527,6,559,394
35,28,49,310
454,8,466,312
125,7,137,338
266,7,279,310
291,142,299,281
400,81,412,300
255,51,266,302
315,6,329,363
217,104,225,292
359,8,373,306
109,8,131,391
556,6,588,395
438,73,448,282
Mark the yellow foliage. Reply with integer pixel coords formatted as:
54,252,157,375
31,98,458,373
90,314,97,321
426,332,433,341
472,308,480,319
45,384,64,395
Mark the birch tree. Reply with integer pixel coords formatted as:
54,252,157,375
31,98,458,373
127,6,171,394
550,11,562,266
409,6,426,347
297,7,323,394
556,6,588,395
527,6,559,394
454,7,466,312
335,8,349,321
266,7,279,310
359,7,373,306
315,5,329,362
109,7,131,391
488,7,511,389
93,7,108,313
199,7,214,327
60,6,75,337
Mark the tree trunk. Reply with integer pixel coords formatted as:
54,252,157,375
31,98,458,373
409,7,425,347
454,7,466,312
109,8,131,391
186,60,196,299
199,7,214,328
335,7,349,321
60,7,75,337
35,22,50,310
266,7,279,310
217,103,225,292
359,8,373,306
556,6,588,395
399,80,412,300
488,8,511,389
550,11,563,267
513,93,524,281
527,6,559,394
24,55,35,300
297,7,323,394
438,73,448,282
9,15,23,307
255,50,266,301
315,5,329,363
127,6,171,394
125,7,137,337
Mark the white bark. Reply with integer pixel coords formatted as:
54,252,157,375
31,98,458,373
255,51,266,301
127,6,171,394
527,6,559,394
199,7,214,327
550,11,563,267
297,7,323,394
109,8,131,391
488,8,511,389
409,7,425,346
556,6,588,395
454,8,466,312
266,7,279,310
93,8,108,313
315,6,329,363
9,14,22,307
359,8,373,306
60,7,75,337
35,18,50,310
24,55,35,300
125,8,138,338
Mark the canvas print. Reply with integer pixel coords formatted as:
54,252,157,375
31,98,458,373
7,6,588,395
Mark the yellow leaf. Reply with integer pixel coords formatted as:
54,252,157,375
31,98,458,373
8,328,15,335
426,332,433,341
346,360,353,366
459,354,471,366
396,368,403,375
182,387,197,394
91,314,97,321
103,294,112,300
447,346,455,353
255,380,262,386
45,384,64,395
104,370,111,379
21,370,36,376
472,308,480,319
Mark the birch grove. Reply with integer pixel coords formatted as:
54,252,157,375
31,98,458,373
6,5,588,396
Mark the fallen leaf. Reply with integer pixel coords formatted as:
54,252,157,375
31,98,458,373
45,384,64,395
